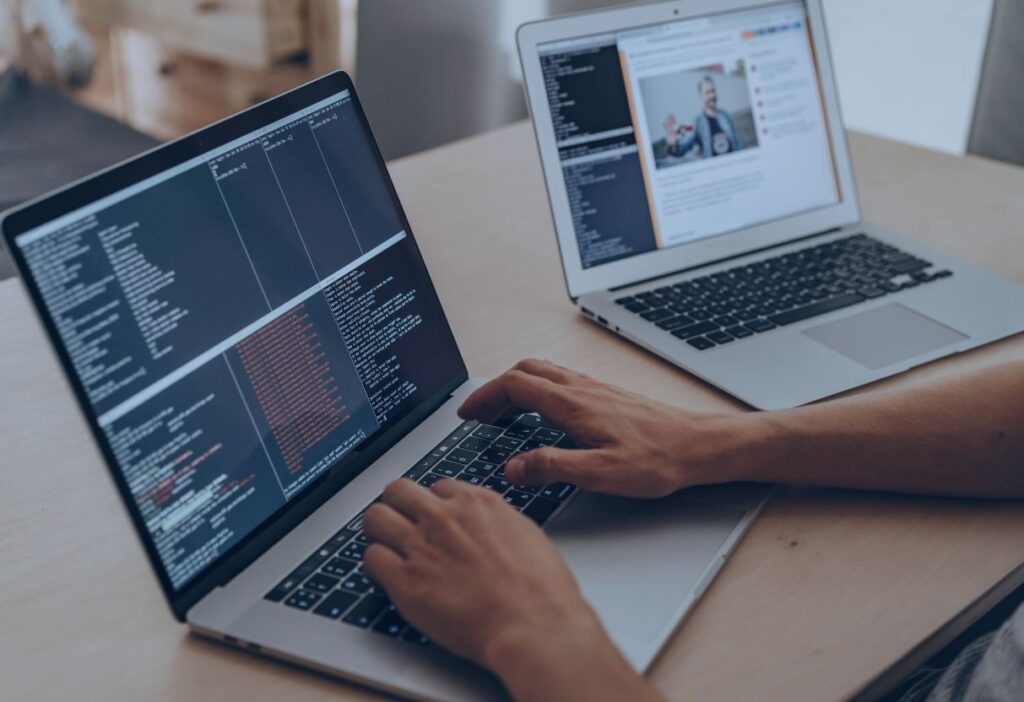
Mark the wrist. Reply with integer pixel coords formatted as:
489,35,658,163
483,609,625,695
686,411,782,486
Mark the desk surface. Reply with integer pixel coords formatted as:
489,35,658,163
3,122,1024,702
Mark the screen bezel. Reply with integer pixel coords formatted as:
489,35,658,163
517,0,860,299
0,72,469,620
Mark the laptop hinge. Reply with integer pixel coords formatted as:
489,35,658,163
608,227,844,293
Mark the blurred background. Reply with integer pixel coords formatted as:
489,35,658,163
1,0,1022,280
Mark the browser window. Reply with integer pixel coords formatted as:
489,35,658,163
538,1,840,269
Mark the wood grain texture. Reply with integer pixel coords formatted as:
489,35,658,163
1,122,1022,701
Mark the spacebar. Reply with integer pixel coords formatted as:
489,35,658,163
769,292,866,326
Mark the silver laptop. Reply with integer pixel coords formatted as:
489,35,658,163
1,73,769,701
518,0,1024,410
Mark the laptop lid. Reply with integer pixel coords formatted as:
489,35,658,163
518,0,861,299
0,72,468,620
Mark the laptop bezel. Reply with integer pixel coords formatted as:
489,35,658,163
517,0,861,300
0,72,469,621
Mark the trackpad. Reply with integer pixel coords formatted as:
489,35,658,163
803,303,967,370
547,491,745,644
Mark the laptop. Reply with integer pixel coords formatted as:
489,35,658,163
518,0,1024,410
0,73,769,701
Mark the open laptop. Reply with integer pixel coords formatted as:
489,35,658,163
1,73,769,701
518,0,1024,410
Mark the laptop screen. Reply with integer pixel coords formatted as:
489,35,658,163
537,1,840,270
12,88,464,591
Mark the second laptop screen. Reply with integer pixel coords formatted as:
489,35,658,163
538,1,840,269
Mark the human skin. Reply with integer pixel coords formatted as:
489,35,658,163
362,357,1024,701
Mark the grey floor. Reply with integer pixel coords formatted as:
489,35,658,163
0,70,158,281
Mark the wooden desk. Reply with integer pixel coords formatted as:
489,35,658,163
2,122,1023,701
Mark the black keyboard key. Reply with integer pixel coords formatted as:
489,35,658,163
540,482,576,501
744,318,777,333
403,467,426,481
492,415,521,428
670,321,718,339
340,541,366,562
265,571,307,602
313,590,360,619
322,557,358,578
446,448,478,465
340,573,377,594
355,532,369,544
614,296,635,305
517,440,545,454
304,572,341,593
458,436,492,453
372,606,408,637
324,526,359,550
343,595,390,628
492,436,522,451
523,497,560,525
533,428,564,445
472,425,503,440
512,482,540,494
769,292,865,325
857,286,886,299
640,308,673,322
302,546,335,571
687,336,715,350
284,589,322,611
464,460,498,477
707,331,734,345
655,315,694,331
890,257,931,274
484,477,512,494
431,460,463,477
456,473,485,486
726,325,753,339
504,424,537,440
480,448,512,464
418,473,448,488
410,455,439,474
624,302,648,313
933,269,952,278
503,489,533,510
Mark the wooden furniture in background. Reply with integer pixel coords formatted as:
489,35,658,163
69,0,357,138
1,124,1023,701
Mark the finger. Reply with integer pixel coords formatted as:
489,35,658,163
505,446,609,488
362,503,417,557
380,478,443,523
511,358,591,387
457,370,576,423
363,543,405,593
429,476,474,499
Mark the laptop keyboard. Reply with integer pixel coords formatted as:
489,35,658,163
613,234,953,351
263,414,578,645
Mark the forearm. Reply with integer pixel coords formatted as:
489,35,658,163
728,360,1024,498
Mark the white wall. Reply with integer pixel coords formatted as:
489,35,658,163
822,0,993,155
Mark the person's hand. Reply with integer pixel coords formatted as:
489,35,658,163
663,113,679,146
362,479,660,701
458,359,756,498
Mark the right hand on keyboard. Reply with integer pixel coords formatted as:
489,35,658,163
456,359,755,498
362,478,663,702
